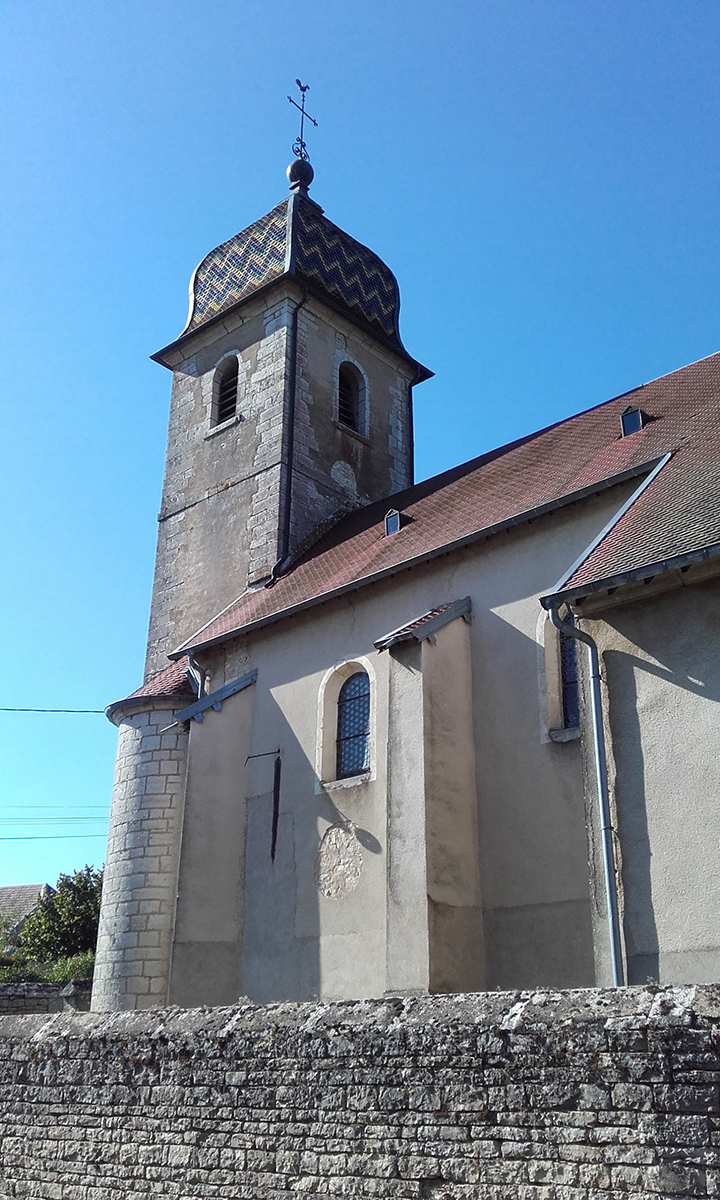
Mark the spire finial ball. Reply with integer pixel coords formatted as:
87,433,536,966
287,158,314,193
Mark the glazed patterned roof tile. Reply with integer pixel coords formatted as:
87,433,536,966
174,351,720,656
181,195,404,353
294,201,400,343
185,203,288,333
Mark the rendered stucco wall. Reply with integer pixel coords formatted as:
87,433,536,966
422,617,484,992
169,683,254,1008
0,986,718,1198
164,481,639,1005
582,574,720,987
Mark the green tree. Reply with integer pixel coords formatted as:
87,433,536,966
19,865,103,961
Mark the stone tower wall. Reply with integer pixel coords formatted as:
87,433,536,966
287,300,415,560
145,296,292,676
145,284,416,677
91,704,189,1012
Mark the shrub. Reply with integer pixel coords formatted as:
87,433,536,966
19,866,102,961
0,951,95,985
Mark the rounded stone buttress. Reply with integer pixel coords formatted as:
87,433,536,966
91,696,190,1012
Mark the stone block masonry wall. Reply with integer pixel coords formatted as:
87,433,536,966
91,704,188,1012
246,302,291,584
0,985,63,1014
0,982,91,1015
1,986,720,1197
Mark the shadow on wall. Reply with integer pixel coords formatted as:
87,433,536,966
603,648,658,985
469,606,595,991
603,582,720,986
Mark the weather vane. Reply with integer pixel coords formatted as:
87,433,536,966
287,79,317,163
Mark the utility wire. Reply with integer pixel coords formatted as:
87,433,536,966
0,708,104,714
0,813,109,826
0,833,108,842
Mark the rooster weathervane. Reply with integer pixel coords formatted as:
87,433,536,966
287,79,317,163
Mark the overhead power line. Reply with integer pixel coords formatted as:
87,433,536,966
0,833,108,842
0,708,105,714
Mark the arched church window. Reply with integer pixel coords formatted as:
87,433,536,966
215,357,239,425
338,362,364,433
336,671,370,778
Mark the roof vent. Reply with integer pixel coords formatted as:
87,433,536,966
384,509,401,536
621,406,645,436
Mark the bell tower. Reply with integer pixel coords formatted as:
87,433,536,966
144,155,431,676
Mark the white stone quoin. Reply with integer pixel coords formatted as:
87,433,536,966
91,703,188,1012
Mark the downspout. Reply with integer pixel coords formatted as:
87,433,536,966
267,289,308,586
548,603,625,986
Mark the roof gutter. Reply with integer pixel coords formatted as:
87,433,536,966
543,538,720,608
169,457,664,660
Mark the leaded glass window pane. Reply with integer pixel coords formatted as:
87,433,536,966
336,671,370,778
560,625,580,729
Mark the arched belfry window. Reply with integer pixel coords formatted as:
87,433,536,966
336,671,370,778
215,357,239,426
338,362,364,434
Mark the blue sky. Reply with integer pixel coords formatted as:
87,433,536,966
1,0,719,885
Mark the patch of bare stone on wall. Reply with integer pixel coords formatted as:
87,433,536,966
0,985,719,1197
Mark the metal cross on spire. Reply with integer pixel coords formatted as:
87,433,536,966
287,79,317,162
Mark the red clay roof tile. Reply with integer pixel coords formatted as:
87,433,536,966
124,658,196,703
174,351,720,655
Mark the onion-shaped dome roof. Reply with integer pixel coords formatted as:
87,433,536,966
156,182,428,377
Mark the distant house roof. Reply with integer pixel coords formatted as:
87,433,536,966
0,884,53,933
172,352,720,658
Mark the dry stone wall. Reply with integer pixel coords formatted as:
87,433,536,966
0,981,92,1015
0,984,64,1015
1,985,720,1198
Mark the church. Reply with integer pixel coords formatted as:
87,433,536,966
91,150,720,1013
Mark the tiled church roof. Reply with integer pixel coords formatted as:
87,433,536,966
293,200,401,348
165,193,424,371
125,659,195,703
106,657,196,722
184,203,288,333
173,351,720,657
